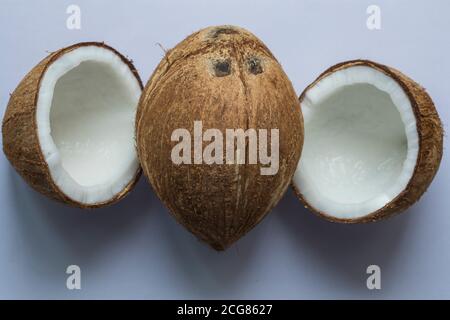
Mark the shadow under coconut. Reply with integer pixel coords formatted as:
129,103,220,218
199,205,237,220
8,168,155,274
276,188,414,292
157,205,265,298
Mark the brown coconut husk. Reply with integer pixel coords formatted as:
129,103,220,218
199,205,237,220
136,25,304,250
293,59,443,223
2,42,143,208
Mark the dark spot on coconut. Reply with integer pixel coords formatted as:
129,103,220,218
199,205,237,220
212,27,239,38
247,57,263,75
213,59,231,77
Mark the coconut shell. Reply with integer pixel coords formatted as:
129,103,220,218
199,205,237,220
293,59,443,223
2,42,143,208
137,25,303,250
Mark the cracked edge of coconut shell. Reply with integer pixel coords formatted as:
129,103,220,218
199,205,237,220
2,42,144,208
292,59,444,223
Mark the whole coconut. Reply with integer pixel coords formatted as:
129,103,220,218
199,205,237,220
137,25,303,250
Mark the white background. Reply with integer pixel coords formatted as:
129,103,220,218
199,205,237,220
0,0,449,299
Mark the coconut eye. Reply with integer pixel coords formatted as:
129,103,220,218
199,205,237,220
213,59,231,77
247,57,263,75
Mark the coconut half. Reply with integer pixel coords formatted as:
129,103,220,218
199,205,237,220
2,42,143,207
293,60,443,222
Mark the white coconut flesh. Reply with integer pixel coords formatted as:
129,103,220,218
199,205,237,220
36,46,141,205
293,66,419,219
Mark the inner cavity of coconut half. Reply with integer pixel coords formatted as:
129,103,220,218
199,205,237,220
294,66,419,220
36,46,141,205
